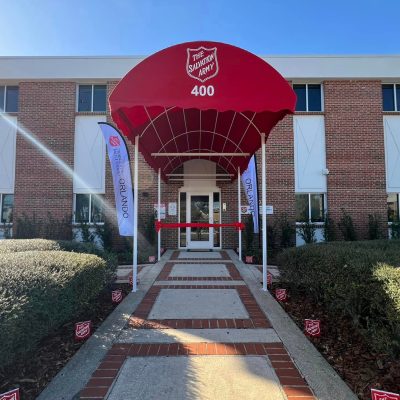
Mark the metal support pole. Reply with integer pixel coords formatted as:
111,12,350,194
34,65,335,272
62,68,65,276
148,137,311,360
261,133,268,291
132,135,139,292
158,168,161,261
238,167,242,261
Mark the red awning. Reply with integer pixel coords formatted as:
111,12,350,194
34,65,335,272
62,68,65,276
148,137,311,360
109,41,296,180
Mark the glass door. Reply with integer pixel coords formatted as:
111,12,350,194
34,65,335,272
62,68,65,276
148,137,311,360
187,193,213,249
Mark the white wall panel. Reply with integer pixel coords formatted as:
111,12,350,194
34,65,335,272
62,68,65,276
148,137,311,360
294,115,327,193
0,116,17,193
73,115,106,193
384,116,400,192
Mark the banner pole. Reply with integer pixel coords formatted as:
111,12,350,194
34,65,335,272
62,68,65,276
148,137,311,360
238,167,242,261
261,133,267,291
158,168,161,261
132,135,139,292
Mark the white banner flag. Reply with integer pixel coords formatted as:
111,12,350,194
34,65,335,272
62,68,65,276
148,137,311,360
99,123,134,236
241,155,259,233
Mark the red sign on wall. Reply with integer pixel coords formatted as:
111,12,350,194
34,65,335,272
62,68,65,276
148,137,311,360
75,321,92,341
304,319,321,337
371,389,400,400
0,389,20,400
275,288,287,302
112,289,123,303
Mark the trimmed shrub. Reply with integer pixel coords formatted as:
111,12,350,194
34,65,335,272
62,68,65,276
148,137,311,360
278,240,400,357
0,238,61,253
0,251,107,368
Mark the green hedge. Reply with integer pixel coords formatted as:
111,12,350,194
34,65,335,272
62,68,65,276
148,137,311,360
0,238,61,253
278,240,400,357
0,250,108,368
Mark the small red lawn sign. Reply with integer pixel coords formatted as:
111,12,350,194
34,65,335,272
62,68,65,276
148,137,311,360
75,321,92,341
112,289,123,303
0,389,20,400
275,288,287,302
148,255,156,263
245,256,254,264
371,389,400,400
267,272,273,287
304,319,321,337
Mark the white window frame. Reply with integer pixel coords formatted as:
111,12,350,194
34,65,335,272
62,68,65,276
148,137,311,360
76,84,107,113
293,83,324,112
295,192,327,225
73,193,105,225
387,193,400,225
0,85,19,113
0,193,14,225
383,84,399,112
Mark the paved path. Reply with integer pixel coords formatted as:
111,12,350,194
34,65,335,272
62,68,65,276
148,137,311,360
38,250,357,400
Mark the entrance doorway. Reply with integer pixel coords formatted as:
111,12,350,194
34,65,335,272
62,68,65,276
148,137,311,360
179,191,221,250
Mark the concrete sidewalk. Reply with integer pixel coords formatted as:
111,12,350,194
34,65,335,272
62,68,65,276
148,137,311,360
38,250,357,400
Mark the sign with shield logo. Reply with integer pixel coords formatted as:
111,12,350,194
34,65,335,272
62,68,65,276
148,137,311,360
304,319,321,337
75,320,92,341
112,289,123,303
371,389,400,400
186,47,219,82
0,389,20,400
275,288,287,302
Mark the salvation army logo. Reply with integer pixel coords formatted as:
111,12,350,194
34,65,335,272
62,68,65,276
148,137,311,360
304,319,321,337
275,288,287,302
371,389,400,400
0,388,20,400
112,289,123,303
75,321,92,340
109,136,121,147
186,47,219,82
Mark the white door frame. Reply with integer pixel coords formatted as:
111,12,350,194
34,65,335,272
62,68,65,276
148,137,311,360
178,188,222,250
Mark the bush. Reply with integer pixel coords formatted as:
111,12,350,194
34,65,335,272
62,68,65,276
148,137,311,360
298,221,316,244
243,215,255,255
0,251,107,368
279,213,295,248
338,209,357,241
278,239,400,357
368,214,382,240
323,213,336,242
0,238,61,253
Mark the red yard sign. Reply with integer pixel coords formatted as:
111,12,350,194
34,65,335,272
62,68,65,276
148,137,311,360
371,389,400,400
245,256,254,264
275,288,287,302
0,389,20,400
148,255,156,263
112,289,123,303
75,321,92,341
304,319,321,337
129,275,133,286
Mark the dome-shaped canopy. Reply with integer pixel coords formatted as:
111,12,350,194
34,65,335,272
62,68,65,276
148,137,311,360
109,41,296,180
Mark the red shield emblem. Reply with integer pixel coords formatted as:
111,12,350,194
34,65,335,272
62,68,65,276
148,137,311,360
75,321,92,341
275,288,287,302
109,136,120,147
0,389,20,400
371,389,400,400
245,256,254,264
129,274,133,286
112,289,123,303
186,47,219,83
148,255,156,263
267,272,273,287
304,319,321,337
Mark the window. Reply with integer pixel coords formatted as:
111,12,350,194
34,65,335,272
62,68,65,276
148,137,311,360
74,194,104,223
0,86,19,112
293,84,323,112
296,193,325,222
387,193,399,222
382,84,400,111
77,85,107,112
0,194,14,224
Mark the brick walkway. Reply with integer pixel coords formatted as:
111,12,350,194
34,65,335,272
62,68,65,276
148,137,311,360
80,251,317,400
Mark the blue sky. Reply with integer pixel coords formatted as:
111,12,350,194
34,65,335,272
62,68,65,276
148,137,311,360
0,0,399,56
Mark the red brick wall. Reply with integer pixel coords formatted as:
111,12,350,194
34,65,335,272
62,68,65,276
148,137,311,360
14,82,76,224
324,80,387,239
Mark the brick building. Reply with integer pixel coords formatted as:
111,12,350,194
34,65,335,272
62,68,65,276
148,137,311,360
1,55,400,249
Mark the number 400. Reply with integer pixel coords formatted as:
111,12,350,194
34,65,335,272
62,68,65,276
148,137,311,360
191,85,214,96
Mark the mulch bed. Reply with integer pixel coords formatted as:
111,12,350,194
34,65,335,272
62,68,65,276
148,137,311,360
0,283,131,400
271,285,400,399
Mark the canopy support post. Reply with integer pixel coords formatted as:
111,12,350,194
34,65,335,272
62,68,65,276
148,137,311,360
157,168,161,261
238,167,242,261
261,133,268,291
132,135,139,292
